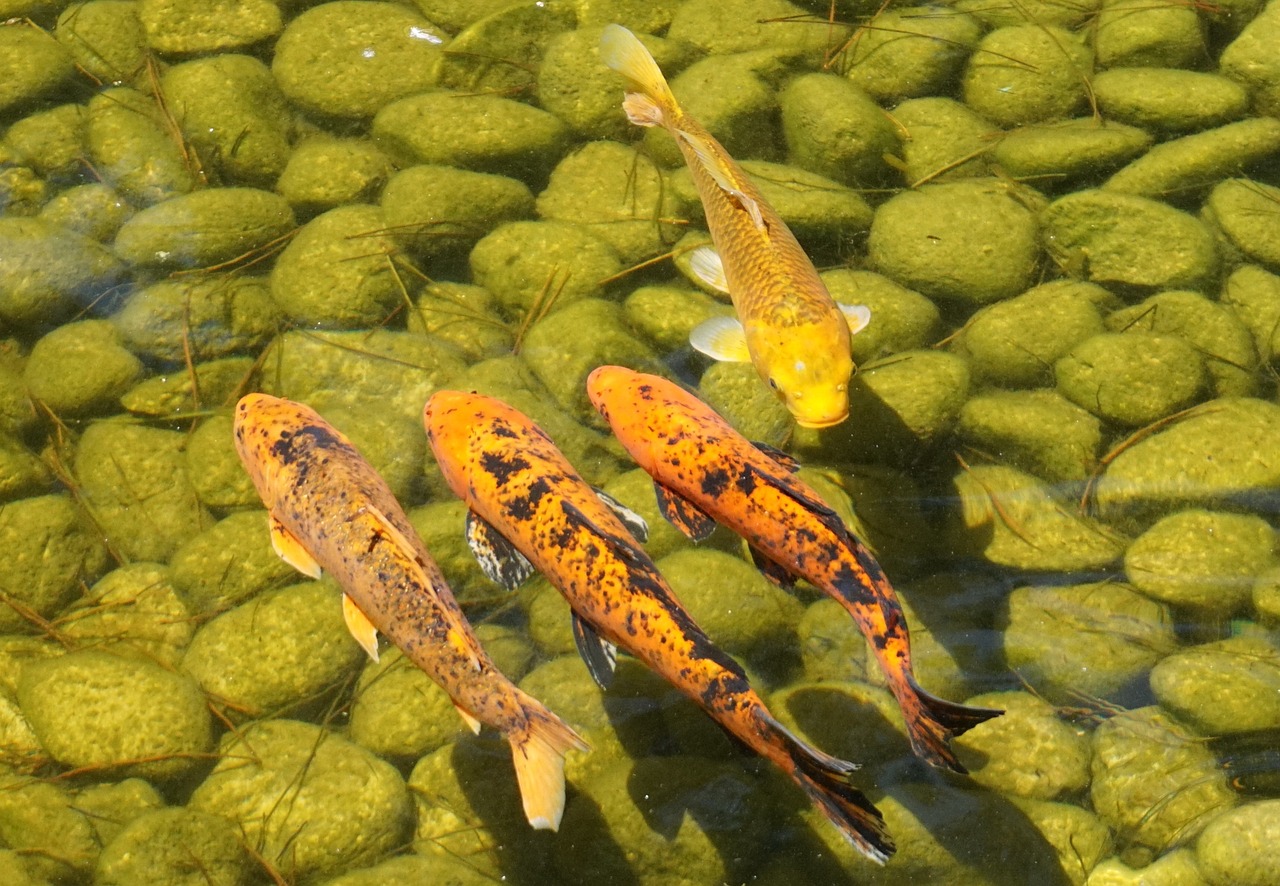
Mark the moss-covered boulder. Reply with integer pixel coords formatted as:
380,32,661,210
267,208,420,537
696,361,794,447
1151,636,1280,737
38,182,133,243
383,164,534,262
955,691,1090,800
86,87,196,205
275,137,391,217
0,24,75,116
114,187,294,270
4,103,86,179
58,562,192,667
1094,0,1204,67
781,72,899,186
623,283,729,354
0,217,127,326
114,274,279,364
94,808,254,886
137,0,281,54
891,97,997,184
23,320,142,417
1204,178,1280,272
1092,68,1249,134
1104,118,1280,199
993,118,1152,186
1220,265,1280,365
956,390,1102,484
55,0,147,87
432,0,574,95
167,509,298,615
0,777,99,882
1196,800,1280,886
1219,0,1280,116
823,270,941,365
348,647,470,761
667,0,842,55
1055,333,1208,427
470,220,624,318
962,25,1093,126
842,6,981,102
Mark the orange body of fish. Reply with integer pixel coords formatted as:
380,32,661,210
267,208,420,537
587,366,1003,772
233,393,586,831
424,389,895,864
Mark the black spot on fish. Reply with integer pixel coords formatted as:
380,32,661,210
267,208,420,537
506,496,535,522
735,468,757,496
490,423,518,439
700,467,730,499
480,450,530,484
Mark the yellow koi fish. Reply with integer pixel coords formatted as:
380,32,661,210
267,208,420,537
233,393,586,830
424,390,895,864
599,24,870,429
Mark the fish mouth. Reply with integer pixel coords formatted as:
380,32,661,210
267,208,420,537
794,413,848,430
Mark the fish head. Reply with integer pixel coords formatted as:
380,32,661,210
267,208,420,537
233,392,351,503
748,323,854,429
588,366,699,471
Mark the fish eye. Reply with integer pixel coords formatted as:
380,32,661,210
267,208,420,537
767,377,778,390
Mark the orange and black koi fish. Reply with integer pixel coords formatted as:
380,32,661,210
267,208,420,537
424,390,895,864
233,393,586,830
586,366,1002,772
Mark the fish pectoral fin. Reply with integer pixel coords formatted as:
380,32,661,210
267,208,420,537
466,510,536,591
841,303,872,335
676,129,766,232
342,594,380,662
572,613,618,690
747,543,797,591
654,482,718,541
687,245,729,294
269,514,322,579
622,91,664,127
751,440,802,472
453,702,483,735
592,487,649,543
690,315,751,363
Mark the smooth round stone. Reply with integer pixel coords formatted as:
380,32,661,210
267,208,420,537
1255,566,1280,624
73,778,165,850
168,510,298,615
137,0,281,53
433,0,573,95
869,179,1041,305
1054,333,1207,427
0,495,108,633
1041,190,1218,290
18,649,212,783
384,164,534,261
114,274,277,363
0,636,62,702
892,96,998,185
843,6,981,101
1124,509,1275,612
190,719,412,881
1152,636,1280,735
1093,0,1204,67
58,563,192,668
1205,178,1280,271
1196,799,1280,886
0,778,99,882
623,283,728,354
1009,797,1112,886
37,183,132,242
993,118,1152,186
55,0,147,86
780,72,899,187
408,282,513,364
696,361,793,447
23,320,143,417
113,187,295,269
0,433,51,503
1091,707,1237,864
956,389,1102,484
953,0,1100,27
87,87,197,204
962,25,1093,127
823,270,940,364
0,363,34,439
0,217,127,326
1001,582,1175,701
956,691,1090,800
1104,118,1280,199
470,220,623,317
0,25,74,115
275,137,391,217
1092,68,1250,134
4,103,86,178
120,355,254,418
797,597,869,684
1220,0,1280,116
1221,264,1280,364
94,808,253,886
324,853,499,886
348,647,462,761
667,0,843,55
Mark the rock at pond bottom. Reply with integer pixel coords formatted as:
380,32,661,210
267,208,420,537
1150,636,1280,735
955,691,1091,801
1195,799,1280,886
94,808,254,886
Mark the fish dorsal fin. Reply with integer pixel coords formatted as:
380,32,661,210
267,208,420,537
269,513,322,579
654,482,718,541
688,245,729,294
841,303,872,335
342,594,381,662
466,509,536,591
593,488,649,543
572,612,618,690
752,441,802,472
675,129,766,232
748,544,797,591
559,498,643,567
454,702,482,735
690,315,751,362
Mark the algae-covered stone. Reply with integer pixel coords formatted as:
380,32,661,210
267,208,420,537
433,0,574,94
994,118,1152,186
1151,636,1280,736
623,283,730,353
538,141,682,264
325,854,499,886
1256,565,1280,624
160,54,291,188
1105,118,1280,199
1094,398,1280,527
87,86,196,205
18,649,212,783
55,0,147,86
38,182,132,242
114,188,295,269
822,270,941,364
76,421,213,562
138,0,281,53
276,137,391,217
114,274,278,363
23,320,142,417
957,390,1102,484
190,719,412,882
1204,178,1280,271
4,103,86,178
1220,264,1280,364
269,204,403,328
348,646,465,761
0,636,61,702
1012,798,1113,886
1124,509,1275,612
797,597,869,684
1001,583,1175,701
120,356,254,418
1092,68,1250,134
842,6,981,102
168,509,298,615
1041,190,1218,290
58,562,192,667
95,808,254,886
374,91,569,184
667,0,842,56
0,693,44,773
1094,0,1205,67
0,777,99,882
869,179,1041,305
1091,706,1237,863
0,433,50,503
0,363,34,441
892,97,997,185
780,72,899,187
1055,333,1208,427
0,217,128,326
1196,799,1280,886
962,25,1093,127
470,220,624,318
72,778,164,850
697,361,792,446
946,464,1124,571
1219,0,1280,116
0,494,109,633
520,298,664,420
383,164,534,261
0,25,74,115
955,691,1090,800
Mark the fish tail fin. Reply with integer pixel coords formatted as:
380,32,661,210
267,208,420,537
599,24,676,127
508,693,589,832
756,709,895,865
900,675,1004,774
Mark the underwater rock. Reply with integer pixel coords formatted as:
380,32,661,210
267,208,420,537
276,137,391,218
1091,706,1237,864
168,510,297,615
843,6,981,102
956,691,1091,801
1092,68,1249,134
780,72,899,187
95,808,254,886
772,680,912,775
869,179,1041,305
1220,265,1280,364
697,361,793,446
1055,333,1208,427
55,0,147,86
18,649,212,783
1124,509,1276,612
1104,118,1280,199
23,319,142,417
1001,582,1176,702
185,415,260,510
1220,0,1280,116
1151,636,1280,735
324,853,500,886
0,433,51,503
892,97,996,185
473,622,537,685
1010,797,1113,886
1255,565,1280,624
0,364,33,439
623,283,729,354
73,778,164,850
433,0,574,95
114,188,295,270
0,25,74,116
38,183,133,242
59,563,192,668
129,352,250,413
384,164,534,262
4,103,86,178
115,274,278,363
1204,178,1280,271
823,270,941,365
956,389,1103,484
0,777,99,882
0,693,44,774
798,597,869,684
87,87,197,205
470,220,623,318
190,719,412,882
993,118,1152,186
137,0,281,53
962,25,1093,127
348,647,465,761
668,0,841,55
1195,799,1280,886
407,282,508,366
0,636,61,702
0,217,127,326
1093,0,1205,67
315,403,426,504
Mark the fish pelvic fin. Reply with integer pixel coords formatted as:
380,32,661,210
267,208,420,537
755,709,894,865
342,594,380,662
600,24,675,126
900,675,1004,774
509,698,590,832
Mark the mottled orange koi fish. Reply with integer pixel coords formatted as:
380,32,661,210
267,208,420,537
233,393,586,830
424,390,895,864
586,366,1002,772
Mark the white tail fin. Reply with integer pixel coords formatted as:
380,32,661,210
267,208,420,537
599,24,676,112
509,700,589,831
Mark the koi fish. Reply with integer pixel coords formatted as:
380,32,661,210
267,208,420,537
586,366,1003,772
232,393,586,830
424,390,895,864
599,23,870,429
